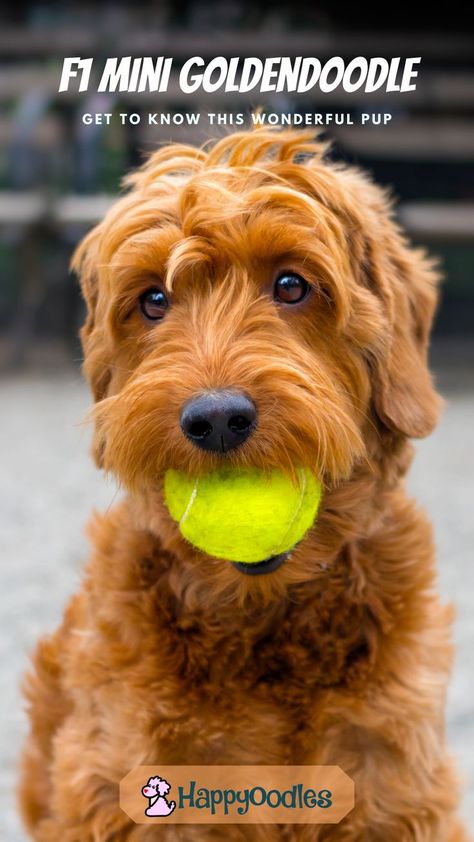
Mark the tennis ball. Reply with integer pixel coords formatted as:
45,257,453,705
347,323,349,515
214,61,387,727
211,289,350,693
163,466,322,563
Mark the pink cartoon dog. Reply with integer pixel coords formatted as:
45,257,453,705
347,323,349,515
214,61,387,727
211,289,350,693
141,776,176,817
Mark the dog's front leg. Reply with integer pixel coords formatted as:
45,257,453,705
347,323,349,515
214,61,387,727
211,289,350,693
290,696,468,841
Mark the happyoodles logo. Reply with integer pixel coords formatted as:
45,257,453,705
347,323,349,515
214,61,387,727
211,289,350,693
122,765,354,824
141,775,176,817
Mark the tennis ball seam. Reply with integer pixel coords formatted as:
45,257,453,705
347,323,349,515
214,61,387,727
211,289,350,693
179,478,199,526
271,467,307,556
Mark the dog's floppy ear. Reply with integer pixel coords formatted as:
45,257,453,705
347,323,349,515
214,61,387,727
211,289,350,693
72,224,112,405
72,225,113,467
360,199,442,439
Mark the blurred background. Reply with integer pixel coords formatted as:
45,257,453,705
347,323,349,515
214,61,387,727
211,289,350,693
0,2,473,840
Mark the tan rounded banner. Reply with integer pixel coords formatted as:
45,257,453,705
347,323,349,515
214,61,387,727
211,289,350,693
120,765,354,824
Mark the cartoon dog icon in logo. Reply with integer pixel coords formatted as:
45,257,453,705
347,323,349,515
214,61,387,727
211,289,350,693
141,775,176,817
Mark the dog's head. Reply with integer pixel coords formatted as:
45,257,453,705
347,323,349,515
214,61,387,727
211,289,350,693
74,130,440,599
142,776,170,798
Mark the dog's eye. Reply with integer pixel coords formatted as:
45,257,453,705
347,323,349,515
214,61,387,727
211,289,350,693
139,288,169,321
273,272,309,305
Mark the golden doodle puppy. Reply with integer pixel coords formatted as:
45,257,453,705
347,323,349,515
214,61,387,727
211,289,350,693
19,130,468,840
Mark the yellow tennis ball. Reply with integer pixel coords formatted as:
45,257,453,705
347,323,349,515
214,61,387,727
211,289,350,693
163,467,322,563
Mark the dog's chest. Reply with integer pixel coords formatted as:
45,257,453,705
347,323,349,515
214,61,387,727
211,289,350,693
170,598,371,695
153,605,371,766
149,654,319,766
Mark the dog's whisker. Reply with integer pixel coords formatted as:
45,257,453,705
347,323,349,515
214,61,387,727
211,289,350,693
104,484,122,515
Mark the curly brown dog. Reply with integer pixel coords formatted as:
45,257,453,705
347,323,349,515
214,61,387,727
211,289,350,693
19,130,468,841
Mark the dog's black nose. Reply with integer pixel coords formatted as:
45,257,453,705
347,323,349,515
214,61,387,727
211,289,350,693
180,390,257,453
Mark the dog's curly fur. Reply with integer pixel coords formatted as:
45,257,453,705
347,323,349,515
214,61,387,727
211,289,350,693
19,130,468,840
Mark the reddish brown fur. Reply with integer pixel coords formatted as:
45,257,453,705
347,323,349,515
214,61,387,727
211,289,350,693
19,130,468,840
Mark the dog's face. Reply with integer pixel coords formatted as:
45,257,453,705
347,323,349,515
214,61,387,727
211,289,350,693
75,130,440,599
142,777,170,798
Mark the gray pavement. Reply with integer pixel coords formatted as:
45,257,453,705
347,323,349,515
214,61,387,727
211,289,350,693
0,365,473,840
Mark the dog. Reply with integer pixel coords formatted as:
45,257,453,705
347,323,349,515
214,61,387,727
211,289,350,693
141,777,176,817
19,129,468,840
